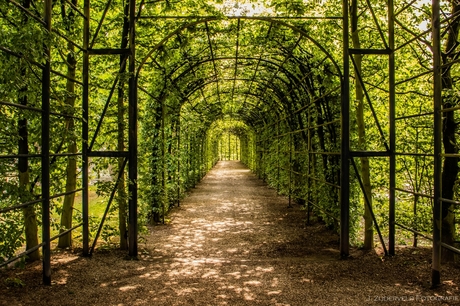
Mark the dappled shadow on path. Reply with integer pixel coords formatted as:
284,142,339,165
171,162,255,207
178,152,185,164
2,161,460,305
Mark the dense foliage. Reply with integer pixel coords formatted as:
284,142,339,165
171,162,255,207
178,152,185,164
1,0,459,265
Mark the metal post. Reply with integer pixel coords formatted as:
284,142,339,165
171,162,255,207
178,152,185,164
187,134,190,186
199,135,203,179
254,133,256,170
263,130,267,180
289,131,292,208
41,0,52,285
388,0,396,256
340,0,351,258
177,117,181,206
277,122,280,192
202,134,206,175
128,0,138,258
255,134,259,177
161,99,166,224
236,135,239,160
192,135,196,185
432,0,442,287
307,110,312,225
82,0,90,257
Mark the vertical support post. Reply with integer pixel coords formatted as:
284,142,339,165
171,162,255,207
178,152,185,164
199,134,202,177
340,0,351,258
262,130,265,180
161,99,166,224
42,0,52,285
197,132,203,179
388,0,396,256
203,134,206,175
82,0,90,257
186,133,190,186
277,122,280,193
254,132,256,170
204,133,207,171
192,135,196,185
228,132,231,160
432,0,442,287
288,131,292,208
236,135,239,160
192,135,196,183
307,110,312,225
177,117,181,207
128,0,138,258
200,135,203,178
255,134,259,177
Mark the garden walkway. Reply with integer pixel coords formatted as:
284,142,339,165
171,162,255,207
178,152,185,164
1,161,459,305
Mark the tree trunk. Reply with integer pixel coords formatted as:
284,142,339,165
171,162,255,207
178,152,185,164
19,122,40,262
117,86,128,249
58,0,78,248
116,1,130,250
58,50,77,248
351,0,373,250
18,0,40,262
440,0,460,262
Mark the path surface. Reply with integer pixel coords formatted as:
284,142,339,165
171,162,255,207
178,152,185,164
144,161,340,305
2,161,460,305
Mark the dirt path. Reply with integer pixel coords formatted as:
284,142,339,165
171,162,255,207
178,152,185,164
1,161,460,305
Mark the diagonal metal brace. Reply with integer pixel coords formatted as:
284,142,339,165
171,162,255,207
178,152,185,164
89,157,128,255
350,55,390,152
351,158,388,256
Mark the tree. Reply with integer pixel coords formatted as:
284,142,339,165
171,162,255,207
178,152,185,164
58,0,79,249
350,0,373,249
440,0,460,262
18,0,39,262
115,0,129,250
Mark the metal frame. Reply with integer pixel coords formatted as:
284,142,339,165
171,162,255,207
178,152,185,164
0,0,138,282
0,0,456,288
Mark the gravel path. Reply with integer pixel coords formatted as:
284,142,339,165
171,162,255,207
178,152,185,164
1,161,459,305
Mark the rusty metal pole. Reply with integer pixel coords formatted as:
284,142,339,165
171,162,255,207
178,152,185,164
42,0,52,285
128,0,138,258
432,0,442,287
340,0,350,258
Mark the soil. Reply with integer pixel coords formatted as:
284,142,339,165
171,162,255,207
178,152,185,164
1,161,460,305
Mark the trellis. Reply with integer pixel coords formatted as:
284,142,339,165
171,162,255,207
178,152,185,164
0,0,457,287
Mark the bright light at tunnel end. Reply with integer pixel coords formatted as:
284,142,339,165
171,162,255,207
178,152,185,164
215,0,274,17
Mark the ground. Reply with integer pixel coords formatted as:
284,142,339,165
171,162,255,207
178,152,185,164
1,161,460,305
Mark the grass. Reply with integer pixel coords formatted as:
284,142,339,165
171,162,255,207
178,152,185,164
49,185,120,248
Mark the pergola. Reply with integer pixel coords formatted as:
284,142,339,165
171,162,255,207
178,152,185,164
0,0,455,287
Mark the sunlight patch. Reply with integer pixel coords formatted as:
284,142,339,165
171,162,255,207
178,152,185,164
55,256,79,264
256,266,274,272
244,292,255,300
244,280,262,286
201,270,219,278
119,285,139,291
267,290,282,295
